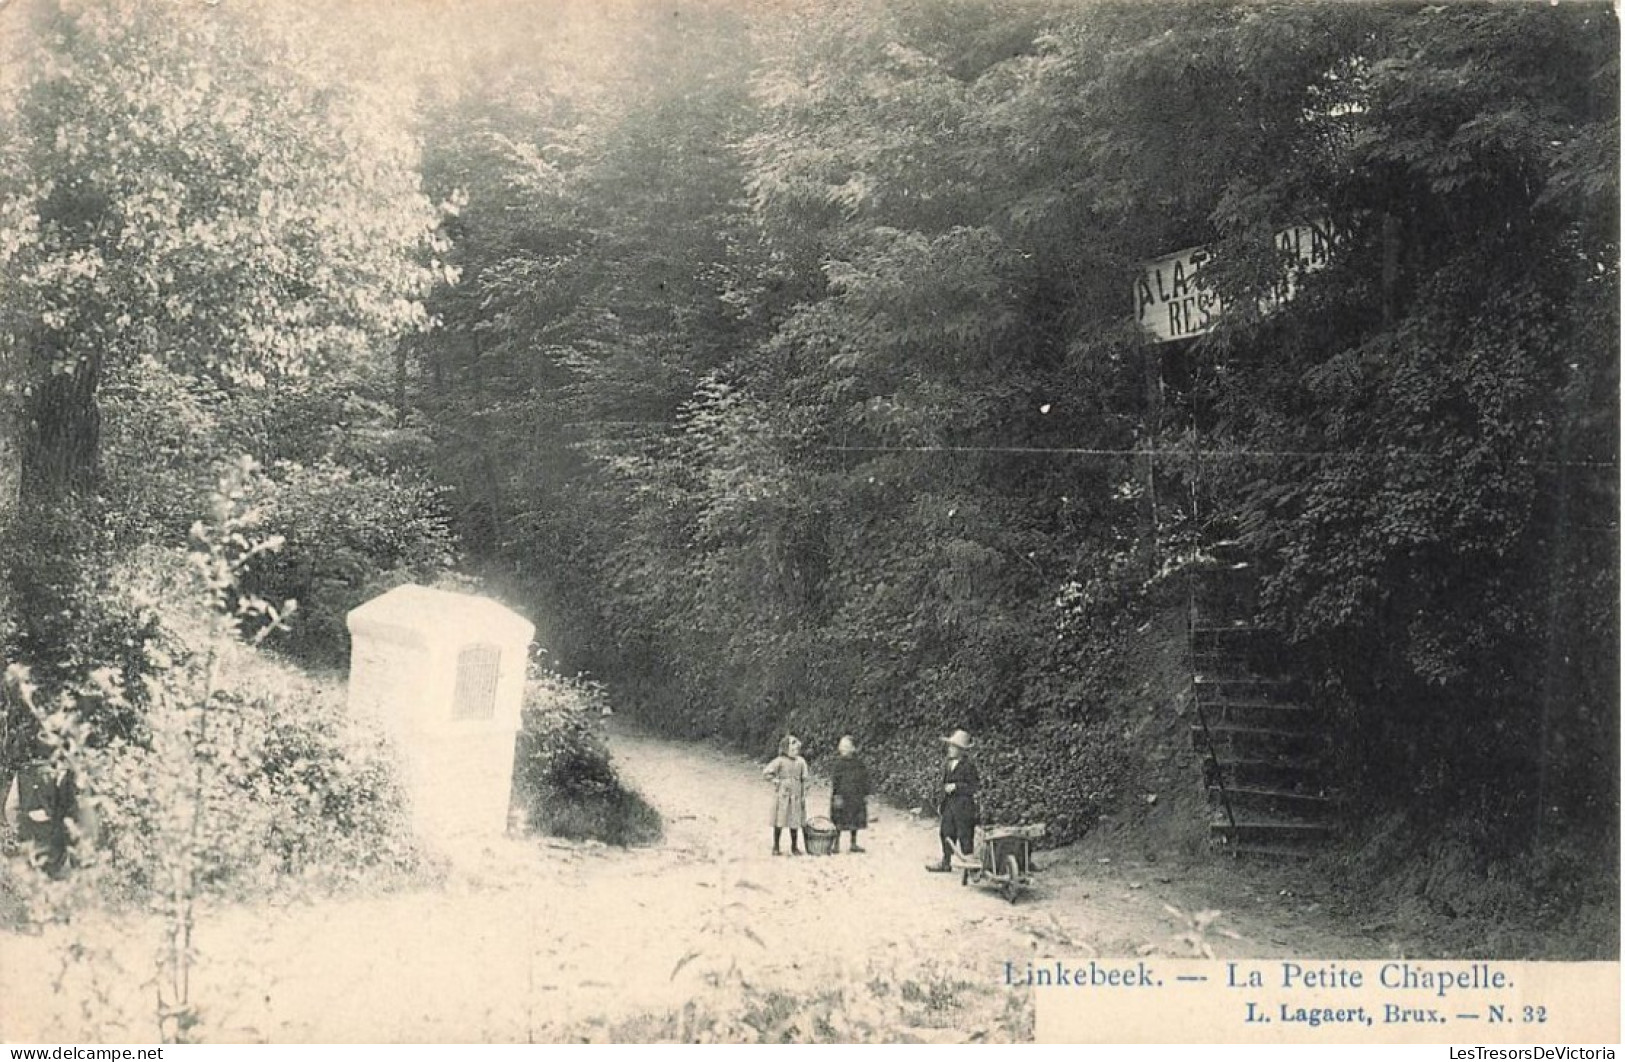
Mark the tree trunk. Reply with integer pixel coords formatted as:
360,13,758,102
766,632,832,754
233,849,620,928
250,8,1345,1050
395,342,409,428
0,396,19,527
20,339,103,504
3,338,104,780
1381,213,1402,327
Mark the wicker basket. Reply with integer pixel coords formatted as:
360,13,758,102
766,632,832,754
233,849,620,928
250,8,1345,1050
803,816,839,855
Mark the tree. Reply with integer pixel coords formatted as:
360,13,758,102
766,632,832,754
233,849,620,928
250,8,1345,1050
409,0,1616,854
410,0,766,666
0,0,447,767
0,0,444,505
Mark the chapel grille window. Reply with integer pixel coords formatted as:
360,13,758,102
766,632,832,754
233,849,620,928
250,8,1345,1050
452,644,500,720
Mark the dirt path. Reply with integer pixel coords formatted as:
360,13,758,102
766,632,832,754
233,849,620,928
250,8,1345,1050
0,728,1389,1043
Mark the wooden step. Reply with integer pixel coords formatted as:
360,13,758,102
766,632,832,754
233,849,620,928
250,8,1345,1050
1208,754,1324,774
1191,722,1325,743
1191,666,1296,688
1190,648,1294,674
1191,648,1288,670
1190,618,1259,636
1207,785,1336,813
1189,575,1259,602
1195,700,1316,726
1209,784,1334,803
1194,696,1313,712
1189,608,1260,629
1206,747,1322,765
1226,842,1318,860
1211,819,1333,837
1206,759,1326,792
1191,625,1281,650
1198,539,1249,561
1190,620,1261,637
1202,678,1300,695
1191,622,1272,635
1187,556,1254,573
1193,674,1305,702
1184,538,1334,863
1210,818,1334,844
1193,729,1327,760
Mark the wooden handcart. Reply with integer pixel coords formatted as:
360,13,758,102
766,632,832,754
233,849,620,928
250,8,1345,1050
948,823,1045,903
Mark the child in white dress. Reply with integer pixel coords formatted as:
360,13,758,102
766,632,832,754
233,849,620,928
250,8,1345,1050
762,734,808,855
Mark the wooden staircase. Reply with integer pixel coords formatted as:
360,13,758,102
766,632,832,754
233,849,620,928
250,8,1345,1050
1187,543,1336,858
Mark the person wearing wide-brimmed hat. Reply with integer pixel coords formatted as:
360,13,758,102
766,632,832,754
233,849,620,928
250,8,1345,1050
926,728,979,873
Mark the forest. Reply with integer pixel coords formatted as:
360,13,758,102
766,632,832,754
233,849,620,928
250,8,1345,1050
0,0,1617,1011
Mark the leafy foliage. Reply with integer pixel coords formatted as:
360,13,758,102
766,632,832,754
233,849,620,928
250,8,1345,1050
606,958,1030,1044
0,0,443,400
1,460,425,1040
0,0,1611,950
512,667,662,847
239,461,457,668
0,0,452,769
408,0,1616,860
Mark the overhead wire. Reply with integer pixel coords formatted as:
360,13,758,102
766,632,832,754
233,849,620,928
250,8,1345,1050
558,424,1617,469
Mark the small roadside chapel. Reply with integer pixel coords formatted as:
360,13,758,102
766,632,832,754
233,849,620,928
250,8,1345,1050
345,585,535,842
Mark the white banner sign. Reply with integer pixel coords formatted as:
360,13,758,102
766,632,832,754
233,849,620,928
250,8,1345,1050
1135,221,1336,343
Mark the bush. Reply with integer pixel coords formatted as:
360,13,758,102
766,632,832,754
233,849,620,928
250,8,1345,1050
0,501,164,767
223,652,426,887
99,358,226,547
0,462,435,1043
617,593,1170,849
3,484,428,918
29,566,428,907
512,669,662,847
583,961,1031,1043
1330,810,1618,960
242,460,458,668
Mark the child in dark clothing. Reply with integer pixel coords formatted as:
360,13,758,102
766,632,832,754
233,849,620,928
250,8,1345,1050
828,735,870,853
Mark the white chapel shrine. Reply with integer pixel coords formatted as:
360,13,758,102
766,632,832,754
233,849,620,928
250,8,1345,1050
346,585,535,841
